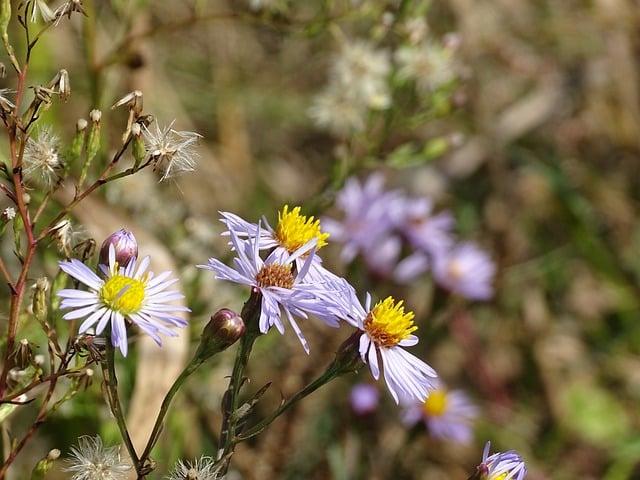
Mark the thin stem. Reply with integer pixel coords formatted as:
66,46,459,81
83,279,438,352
137,357,204,472
0,65,37,399
235,361,343,443
100,338,139,467
217,292,262,471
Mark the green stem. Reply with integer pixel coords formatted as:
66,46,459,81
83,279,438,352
137,356,203,470
217,292,262,471
235,360,344,443
100,337,139,468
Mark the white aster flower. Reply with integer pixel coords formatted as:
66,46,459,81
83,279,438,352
23,127,62,188
339,289,437,403
199,222,346,353
65,436,131,480
166,456,222,480
58,244,189,356
143,121,201,181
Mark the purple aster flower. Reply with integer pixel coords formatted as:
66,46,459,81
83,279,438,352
397,196,455,257
322,174,403,263
402,384,477,444
198,222,345,353
432,242,496,300
393,252,430,283
350,383,380,415
476,442,527,480
58,244,189,356
220,205,332,281
335,285,437,403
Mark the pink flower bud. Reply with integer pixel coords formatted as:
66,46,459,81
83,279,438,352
99,229,138,266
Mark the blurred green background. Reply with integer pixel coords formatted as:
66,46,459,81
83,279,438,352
3,0,640,478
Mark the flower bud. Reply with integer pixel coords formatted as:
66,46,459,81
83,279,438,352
333,331,365,375
205,308,245,347
31,447,61,480
99,229,138,267
194,308,245,362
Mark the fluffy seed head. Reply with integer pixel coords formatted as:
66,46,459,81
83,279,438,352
64,435,131,480
23,128,62,188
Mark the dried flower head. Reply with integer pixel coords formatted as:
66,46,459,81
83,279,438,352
0,88,15,112
51,219,80,257
30,0,56,23
65,436,131,480
166,456,222,480
23,128,62,188
143,121,201,181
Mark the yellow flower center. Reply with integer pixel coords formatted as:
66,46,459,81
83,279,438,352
491,475,507,480
100,274,146,315
275,205,329,253
255,264,295,289
423,389,448,417
363,296,418,348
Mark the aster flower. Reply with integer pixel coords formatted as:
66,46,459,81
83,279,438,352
339,290,437,403
402,384,477,444
64,436,131,480
199,223,346,353
432,242,495,300
396,196,455,257
323,174,402,264
167,456,221,480
23,127,62,188
350,383,380,416
58,244,189,356
220,205,332,281
143,121,201,181
474,442,527,480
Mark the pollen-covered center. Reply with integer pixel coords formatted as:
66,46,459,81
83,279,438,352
100,274,146,315
423,389,448,417
255,263,295,289
275,205,330,253
363,296,418,348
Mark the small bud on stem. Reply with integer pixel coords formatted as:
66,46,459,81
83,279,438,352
98,229,138,267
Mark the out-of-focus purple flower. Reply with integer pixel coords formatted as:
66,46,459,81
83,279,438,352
432,242,495,300
476,441,527,480
323,174,402,263
362,235,401,278
398,197,455,257
402,385,477,444
394,252,430,283
350,383,380,415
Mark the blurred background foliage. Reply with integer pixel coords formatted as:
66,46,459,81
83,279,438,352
3,0,640,478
